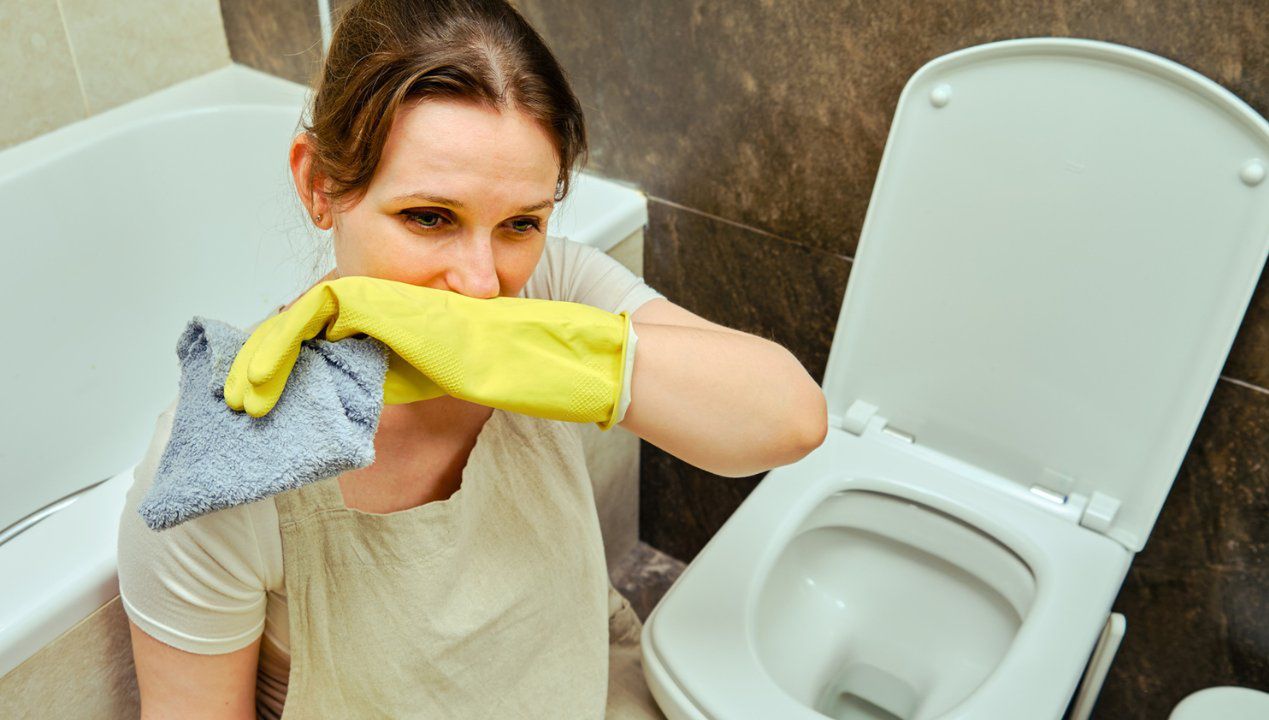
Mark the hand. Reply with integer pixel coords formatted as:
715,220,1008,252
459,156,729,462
224,276,632,429
225,297,449,416
269,271,450,407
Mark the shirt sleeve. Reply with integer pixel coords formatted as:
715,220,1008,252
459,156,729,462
116,399,271,655
523,234,667,314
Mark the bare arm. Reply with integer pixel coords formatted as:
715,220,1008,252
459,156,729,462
280,280,829,476
619,298,828,477
129,620,261,720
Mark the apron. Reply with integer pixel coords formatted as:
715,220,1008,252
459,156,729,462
269,402,666,719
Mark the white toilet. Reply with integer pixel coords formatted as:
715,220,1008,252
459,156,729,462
1170,687,1269,720
640,37,1269,720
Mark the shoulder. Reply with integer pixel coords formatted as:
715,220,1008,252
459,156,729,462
116,403,281,653
124,401,283,585
519,234,583,302
520,234,666,315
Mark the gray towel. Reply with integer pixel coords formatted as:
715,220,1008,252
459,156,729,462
137,316,390,532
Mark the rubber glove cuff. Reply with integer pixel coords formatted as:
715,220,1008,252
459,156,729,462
613,322,639,427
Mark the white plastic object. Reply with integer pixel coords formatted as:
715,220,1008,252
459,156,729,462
1170,686,1269,720
1068,613,1127,720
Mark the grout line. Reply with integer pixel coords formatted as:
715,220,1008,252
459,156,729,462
648,195,855,262
54,0,91,117
1219,374,1269,396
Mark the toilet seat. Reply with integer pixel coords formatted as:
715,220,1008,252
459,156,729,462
642,36,1269,720
643,421,1132,719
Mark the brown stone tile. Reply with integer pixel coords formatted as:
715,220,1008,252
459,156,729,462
1222,568,1269,686
637,199,850,560
1131,441,1213,571
642,199,852,384
1097,566,1269,718
1222,267,1269,390
220,0,323,86
1096,565,1235,720
1196,382,1269,570
611,541,687,623
516,0,1268,260
1135,380,1269,571
640,440,763,568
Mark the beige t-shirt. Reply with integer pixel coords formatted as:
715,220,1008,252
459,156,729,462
117,235,665,665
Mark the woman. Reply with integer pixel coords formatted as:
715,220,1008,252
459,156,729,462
116,0,828,717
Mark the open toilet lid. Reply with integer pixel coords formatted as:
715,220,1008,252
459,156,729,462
821,37,1269,551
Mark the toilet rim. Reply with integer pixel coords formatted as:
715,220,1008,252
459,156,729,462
739,434,1125,620
645,427,1135,719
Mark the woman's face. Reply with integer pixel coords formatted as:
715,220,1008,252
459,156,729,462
295,98,560,299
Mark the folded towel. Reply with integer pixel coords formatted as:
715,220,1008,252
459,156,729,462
137,316,390,532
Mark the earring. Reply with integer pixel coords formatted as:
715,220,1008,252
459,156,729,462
314,213,323,223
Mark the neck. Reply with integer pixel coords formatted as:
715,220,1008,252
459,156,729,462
381,393,492,433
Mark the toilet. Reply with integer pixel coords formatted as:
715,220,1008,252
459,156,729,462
639,37,1269,720
1170,687,1269,720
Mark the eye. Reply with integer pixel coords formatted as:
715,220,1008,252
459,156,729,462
509,218,542,234
401,209,450,230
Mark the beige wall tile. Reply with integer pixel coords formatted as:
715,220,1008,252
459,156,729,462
0,0,86,150
0,597,140,719
59,0,231,114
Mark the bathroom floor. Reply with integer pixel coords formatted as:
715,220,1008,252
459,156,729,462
611,541,687,623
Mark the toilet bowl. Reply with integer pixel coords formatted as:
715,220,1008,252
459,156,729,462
640,36,1269,720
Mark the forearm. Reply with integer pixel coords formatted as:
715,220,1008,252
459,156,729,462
618,321,828,477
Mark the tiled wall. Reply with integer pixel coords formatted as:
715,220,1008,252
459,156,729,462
6,0,1265,717
0,0,230,151
509,2,1269,720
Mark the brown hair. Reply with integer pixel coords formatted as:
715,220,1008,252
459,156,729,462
302,0,587,212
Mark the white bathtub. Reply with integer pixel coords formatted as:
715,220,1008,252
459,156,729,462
0,63,648,678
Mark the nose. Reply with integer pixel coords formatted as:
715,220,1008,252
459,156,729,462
443,231,501,299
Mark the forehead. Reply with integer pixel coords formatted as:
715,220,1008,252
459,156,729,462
371,98,560,204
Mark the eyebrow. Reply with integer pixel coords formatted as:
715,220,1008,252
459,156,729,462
389,192,555,214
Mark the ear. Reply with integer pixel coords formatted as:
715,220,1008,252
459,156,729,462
290,132,332,230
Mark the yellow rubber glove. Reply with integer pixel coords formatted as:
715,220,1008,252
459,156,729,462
223,276,634,430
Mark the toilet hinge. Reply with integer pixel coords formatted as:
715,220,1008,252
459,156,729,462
1032,468,1124,539
833,399,878,436
1078,491,1122,535
833,400,915,442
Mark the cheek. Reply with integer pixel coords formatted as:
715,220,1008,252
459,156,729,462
505,238,539,264
500,240,546,289
333,213,422,279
